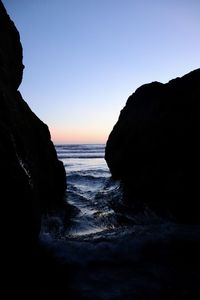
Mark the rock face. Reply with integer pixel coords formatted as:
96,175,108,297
105,69,200,222
0,1,66,242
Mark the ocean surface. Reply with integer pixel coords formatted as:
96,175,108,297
55,144,122,237
39,144,200,299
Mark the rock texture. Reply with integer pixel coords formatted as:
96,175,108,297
105,69,200,222
0,1,66,243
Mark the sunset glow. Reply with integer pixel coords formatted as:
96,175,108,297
50,126,108,144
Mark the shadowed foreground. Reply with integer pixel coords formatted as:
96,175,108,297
32,225,200,300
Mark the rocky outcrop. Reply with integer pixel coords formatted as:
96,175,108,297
105,69,200,222
0,1,66,243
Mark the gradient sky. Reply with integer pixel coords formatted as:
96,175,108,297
3,0,200,144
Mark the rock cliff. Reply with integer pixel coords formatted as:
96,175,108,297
105,69,200,222
0,1,66,243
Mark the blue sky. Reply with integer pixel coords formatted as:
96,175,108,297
3,0,200,144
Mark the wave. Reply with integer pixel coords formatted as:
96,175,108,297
55,144,105,152
57,154,105,159
68,173,107,182
56,148,105,153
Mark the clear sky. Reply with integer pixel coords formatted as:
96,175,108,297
3,0,200,144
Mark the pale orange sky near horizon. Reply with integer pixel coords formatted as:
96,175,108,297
50,126,109,145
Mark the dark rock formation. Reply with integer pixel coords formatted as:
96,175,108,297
105,69,200,222
0,1,66,243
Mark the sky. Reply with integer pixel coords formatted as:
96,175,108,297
3,0,200,144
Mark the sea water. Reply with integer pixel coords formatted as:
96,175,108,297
55,144,122,237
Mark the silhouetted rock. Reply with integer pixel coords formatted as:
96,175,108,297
105,69,200,222
0,1,66,244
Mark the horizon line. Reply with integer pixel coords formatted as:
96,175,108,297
53,142,106,145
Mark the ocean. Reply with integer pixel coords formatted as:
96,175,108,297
55,144,122,237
